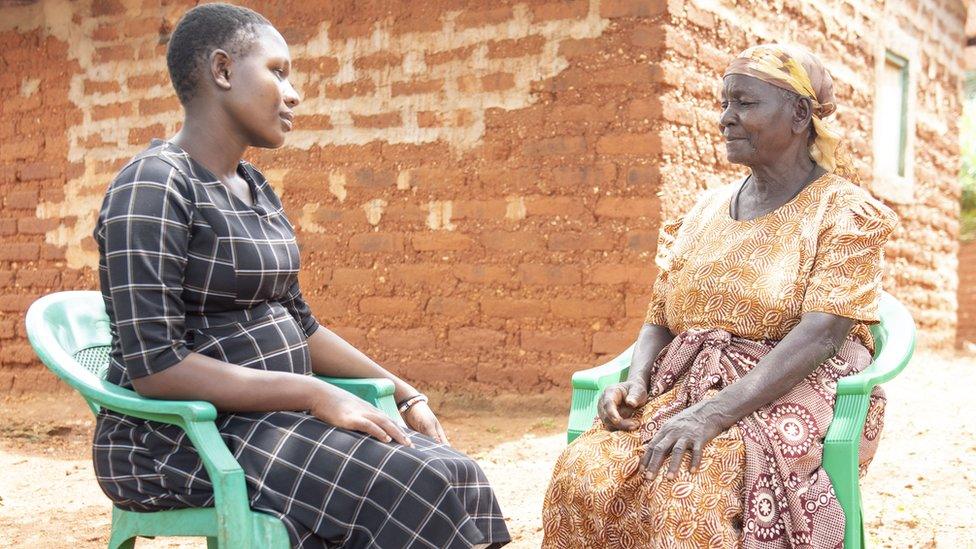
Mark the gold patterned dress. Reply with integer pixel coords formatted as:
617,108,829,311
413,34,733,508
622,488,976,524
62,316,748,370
542,173,896,549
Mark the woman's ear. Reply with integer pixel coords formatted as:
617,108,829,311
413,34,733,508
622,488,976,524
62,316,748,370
209,49,232,91
793,96,813,136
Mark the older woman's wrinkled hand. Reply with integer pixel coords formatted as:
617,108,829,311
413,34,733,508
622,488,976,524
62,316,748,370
639,401,727,481
598,380,649,431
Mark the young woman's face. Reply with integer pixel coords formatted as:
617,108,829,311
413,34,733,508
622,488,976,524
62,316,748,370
223,25,300,149
719,74,803,168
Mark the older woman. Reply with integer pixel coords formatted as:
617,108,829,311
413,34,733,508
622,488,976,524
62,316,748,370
92,4,509,547
542,44,895,548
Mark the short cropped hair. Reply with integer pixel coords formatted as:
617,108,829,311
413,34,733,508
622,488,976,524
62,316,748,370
165,3,271,104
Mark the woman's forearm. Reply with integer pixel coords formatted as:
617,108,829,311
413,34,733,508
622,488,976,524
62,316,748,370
131,352,323,412
626,323,676,386
306,326,418,402
701,312,854,429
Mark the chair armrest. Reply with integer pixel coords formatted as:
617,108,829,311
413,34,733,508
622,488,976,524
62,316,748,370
571,343,635,390
86,380,218,423
315,376,401,423
567,344,635,443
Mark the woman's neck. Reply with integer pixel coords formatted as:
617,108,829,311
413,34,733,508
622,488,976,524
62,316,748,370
746,145,821,203
171,106,248,181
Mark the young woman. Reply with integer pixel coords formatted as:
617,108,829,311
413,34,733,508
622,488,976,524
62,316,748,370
92,4,509,547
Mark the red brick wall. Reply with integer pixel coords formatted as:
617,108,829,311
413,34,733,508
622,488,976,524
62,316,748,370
0,0,966,393
958,240,976,346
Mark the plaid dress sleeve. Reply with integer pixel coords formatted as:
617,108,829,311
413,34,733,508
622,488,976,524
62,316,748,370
96,155,193,379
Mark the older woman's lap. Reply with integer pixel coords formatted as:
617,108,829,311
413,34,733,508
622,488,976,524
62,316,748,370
542,382,745,549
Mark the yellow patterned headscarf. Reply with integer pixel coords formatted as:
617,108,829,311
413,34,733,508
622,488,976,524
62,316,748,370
724,44,841,171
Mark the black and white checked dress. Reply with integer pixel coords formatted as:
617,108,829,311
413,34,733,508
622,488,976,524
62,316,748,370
92,140,510,548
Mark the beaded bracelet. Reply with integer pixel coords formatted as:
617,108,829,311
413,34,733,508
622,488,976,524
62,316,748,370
397,394,428,414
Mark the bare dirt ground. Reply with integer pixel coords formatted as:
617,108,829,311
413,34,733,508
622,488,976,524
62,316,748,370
0,349,974,548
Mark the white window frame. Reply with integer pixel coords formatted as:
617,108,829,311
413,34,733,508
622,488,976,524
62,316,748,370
870,23,919,204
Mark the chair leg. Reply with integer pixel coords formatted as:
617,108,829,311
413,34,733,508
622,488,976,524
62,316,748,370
108,533,136,549
206,536,219,549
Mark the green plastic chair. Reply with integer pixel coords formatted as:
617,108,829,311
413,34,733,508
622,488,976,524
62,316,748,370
566,291,915,549
25,290,402,549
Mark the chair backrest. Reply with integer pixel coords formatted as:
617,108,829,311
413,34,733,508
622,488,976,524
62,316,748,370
25,291,114,415
864,290,916,384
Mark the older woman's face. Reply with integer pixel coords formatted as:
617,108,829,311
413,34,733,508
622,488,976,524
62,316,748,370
719,74,800,167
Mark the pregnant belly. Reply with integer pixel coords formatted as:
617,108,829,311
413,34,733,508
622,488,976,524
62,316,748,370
186,304,311,375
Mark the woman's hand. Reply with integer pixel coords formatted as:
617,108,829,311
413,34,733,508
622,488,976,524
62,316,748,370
402,401,450,445
308,384,413,447
639,401,726,481
598,380,649,431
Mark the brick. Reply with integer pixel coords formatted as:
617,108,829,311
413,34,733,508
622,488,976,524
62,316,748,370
14,267,59,287
525,196,589,218
91,102,134,121
348,167,396,188
92,24,118,41
522,330,587,354
94,44,133,63
425,46,475,66
626,293,654,318
370,328,436,350
325,79,375,99
595,197,658,219
593,331,636,354
392,16,443,35
353,52,403,70
455,7,513,29
452,200,507,220
552,164,617,189
391,78,443,97
84,79,121,95
0,342,36,364
411,233,474,251
589,264,653,286
17,162,60,181
0,294,38,312
482,298,548,318
626,97,663,120
630,24,665,49
552,298,618,319
531,1,589,21
139,96,180,116
348,232,403,253
17,218,57,235
481,72,515,92
387,264,454,286
426,296,478,316
454,264,512,285
626,230,657,252
519,264,582,285
91,0,124,16
448,327,506,349
330,267,376,288
686,3,716,28
129,123,166,145
482,231,544,251
621,165,660,186
294,114,332,130
548,232,617,251
558,38,601,58
597,133,662,155
486,36,545,59
5,190,38,209
127,73,168,90
600,0,668,18
402,360,474,384
352,112,401,128
523,136,586,157
0,219,16,236
293,56,340,77
0,316,15,338
359,297,419,316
